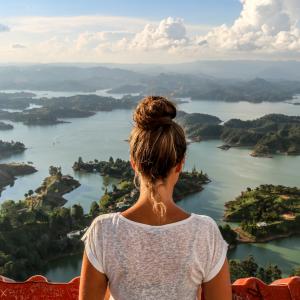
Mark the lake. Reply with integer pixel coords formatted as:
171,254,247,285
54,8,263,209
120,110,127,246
1,91,300,280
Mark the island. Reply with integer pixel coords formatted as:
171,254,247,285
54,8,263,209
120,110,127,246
25,166,81,208
73,156,210,212
0,94,141,126
176,110,223,141
0,163,37,196
224,184,300,242
176,112,300,157
222,114,300,157
0,121,13,130
0,140,26,159
0,92,35,110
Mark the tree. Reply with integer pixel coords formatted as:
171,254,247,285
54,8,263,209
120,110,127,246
100,193,111,211
102,175,110,191
192,165,197,174
258,264,282,283
49,166,57,176
219,224,237,247
0,216,12,231
90,201,100,217
229,256,282,284
291,267,300,276
71,204,84,221
0,200,24,228
230,256,258,282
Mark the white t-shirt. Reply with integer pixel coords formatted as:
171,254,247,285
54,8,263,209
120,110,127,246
81,212,228,300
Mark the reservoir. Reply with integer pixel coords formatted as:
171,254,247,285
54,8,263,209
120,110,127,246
1,91,300,280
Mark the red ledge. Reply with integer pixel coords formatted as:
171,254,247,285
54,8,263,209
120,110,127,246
0,276,299,299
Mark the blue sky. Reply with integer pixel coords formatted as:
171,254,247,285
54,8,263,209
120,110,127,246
0,0,242,25
0,0,299,63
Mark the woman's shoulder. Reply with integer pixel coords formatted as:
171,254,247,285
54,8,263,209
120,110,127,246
81,212,119,242
91,212,119,225
85,212,119,232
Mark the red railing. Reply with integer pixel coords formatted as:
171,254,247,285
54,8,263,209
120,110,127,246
1,275,300,299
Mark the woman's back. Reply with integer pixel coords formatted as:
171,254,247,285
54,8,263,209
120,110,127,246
82,212,228,300
79,96,231,300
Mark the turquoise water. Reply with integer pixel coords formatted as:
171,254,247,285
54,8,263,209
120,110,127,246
1,95,300,280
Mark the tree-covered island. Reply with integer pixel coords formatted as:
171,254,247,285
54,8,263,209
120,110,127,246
25,166,81,208
0,93,188,126
224,184,300,242
176,112,300,157
73,156,211,212
0,92,36,110
0,163,37,196
0,140,26,159
0,121,13,130
0,94,141,126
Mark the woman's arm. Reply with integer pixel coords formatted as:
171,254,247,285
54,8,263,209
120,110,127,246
79,251,109,300
202,258,232,300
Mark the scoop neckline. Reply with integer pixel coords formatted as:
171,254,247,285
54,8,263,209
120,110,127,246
117,211,195,229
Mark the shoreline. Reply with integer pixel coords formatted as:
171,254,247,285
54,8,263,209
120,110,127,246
235,227,300,243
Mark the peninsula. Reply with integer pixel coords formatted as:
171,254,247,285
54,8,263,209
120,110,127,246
0,163,37,196
176,112,300,157
0,94,141,126
224,184,300,242
25,166,81,208
0,140,26,159
0,121,13,130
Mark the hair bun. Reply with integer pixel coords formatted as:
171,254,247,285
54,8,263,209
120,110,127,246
133,96,177,130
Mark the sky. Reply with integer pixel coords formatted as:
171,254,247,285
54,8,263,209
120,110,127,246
0,0,300,63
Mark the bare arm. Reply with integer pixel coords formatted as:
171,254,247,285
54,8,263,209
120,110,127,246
79,251,109,300
202,258,232,300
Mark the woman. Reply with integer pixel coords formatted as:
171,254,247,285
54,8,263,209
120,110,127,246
79,96,232,300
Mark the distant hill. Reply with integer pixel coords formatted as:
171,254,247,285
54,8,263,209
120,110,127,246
1,63,300,102
101,60,300,81
0,65,147,92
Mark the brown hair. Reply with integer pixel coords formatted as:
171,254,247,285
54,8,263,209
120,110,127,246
129,96,187,218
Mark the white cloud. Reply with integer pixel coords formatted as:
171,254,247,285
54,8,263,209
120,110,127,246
197,0,300,55
129,17,188,51
75,31,134,51
1,2,300,63
5,16,148,34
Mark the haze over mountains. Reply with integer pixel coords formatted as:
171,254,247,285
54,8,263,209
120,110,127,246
1,60,300,103
101,60,300,80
